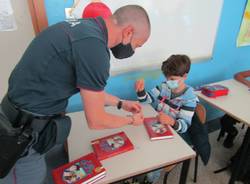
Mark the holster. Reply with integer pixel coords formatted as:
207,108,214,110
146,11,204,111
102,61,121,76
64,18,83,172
33,115,71,154
0,95,71,178
0,114,32,178
0,98,33,178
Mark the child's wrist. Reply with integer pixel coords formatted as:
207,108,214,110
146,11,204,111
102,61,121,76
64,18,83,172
170,119,176,126
172,121,179,130
137,89,146,95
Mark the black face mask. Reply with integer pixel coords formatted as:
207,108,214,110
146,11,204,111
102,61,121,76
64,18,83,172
111,43,135,59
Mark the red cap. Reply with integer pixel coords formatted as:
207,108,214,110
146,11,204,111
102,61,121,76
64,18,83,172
82,2,112,19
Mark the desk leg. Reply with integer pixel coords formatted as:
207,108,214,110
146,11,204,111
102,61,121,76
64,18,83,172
228,127,250,184
179,159,191,184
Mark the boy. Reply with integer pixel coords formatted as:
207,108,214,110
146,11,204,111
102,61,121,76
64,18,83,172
135,54,198,133
135,54,198,183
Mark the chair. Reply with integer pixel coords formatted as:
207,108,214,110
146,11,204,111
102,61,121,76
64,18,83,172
192,103,207,182
163,103,207,183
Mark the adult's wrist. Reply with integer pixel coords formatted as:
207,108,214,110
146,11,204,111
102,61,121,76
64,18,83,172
127,115,134,125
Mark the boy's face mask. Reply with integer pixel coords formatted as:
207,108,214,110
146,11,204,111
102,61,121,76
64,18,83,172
166,79,179,89
111,43,134,59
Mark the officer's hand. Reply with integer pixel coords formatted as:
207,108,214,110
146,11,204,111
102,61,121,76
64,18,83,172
131,112,144,126
122,100,142,113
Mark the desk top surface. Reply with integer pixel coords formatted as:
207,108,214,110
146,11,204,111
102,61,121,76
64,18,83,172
67,105,195,184
196,79,250,125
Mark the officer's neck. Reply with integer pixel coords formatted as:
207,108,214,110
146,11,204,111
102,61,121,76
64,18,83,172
104,17,123,48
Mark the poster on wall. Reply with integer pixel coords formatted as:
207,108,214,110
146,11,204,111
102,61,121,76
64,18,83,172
0,0,17,31
237,0,250,47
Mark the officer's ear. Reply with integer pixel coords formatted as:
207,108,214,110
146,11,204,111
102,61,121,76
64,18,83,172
122,25,134,44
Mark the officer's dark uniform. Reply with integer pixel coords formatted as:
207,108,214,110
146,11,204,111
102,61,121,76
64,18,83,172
0,17,110,184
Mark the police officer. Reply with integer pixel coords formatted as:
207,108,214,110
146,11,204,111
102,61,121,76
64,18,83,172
0,4,150,184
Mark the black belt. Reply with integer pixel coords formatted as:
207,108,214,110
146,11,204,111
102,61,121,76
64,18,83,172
1,95,54,133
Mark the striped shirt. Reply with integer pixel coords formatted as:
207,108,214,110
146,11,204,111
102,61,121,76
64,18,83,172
137,82,199,133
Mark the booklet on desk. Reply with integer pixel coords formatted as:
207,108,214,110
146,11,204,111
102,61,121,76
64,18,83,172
144,117,174,141
52,152,106,184
91,131,134,160
201,84,229,98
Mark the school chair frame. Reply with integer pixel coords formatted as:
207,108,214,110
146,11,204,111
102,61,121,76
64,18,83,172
163,103,207,183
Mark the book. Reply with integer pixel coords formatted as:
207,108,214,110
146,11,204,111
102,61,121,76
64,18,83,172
52,152,106,184
201,84,229,98
91,131,134,160
144,117,174,141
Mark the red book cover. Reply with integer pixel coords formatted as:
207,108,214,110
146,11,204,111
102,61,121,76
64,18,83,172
52,153,106,184
91,131,134,160
144,117,174,141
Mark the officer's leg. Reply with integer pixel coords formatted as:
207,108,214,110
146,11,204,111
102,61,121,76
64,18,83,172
15,148,47,184
0,167,15,184
0,148,46,184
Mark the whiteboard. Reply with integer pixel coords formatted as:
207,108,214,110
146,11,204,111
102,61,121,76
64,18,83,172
72,0,223,75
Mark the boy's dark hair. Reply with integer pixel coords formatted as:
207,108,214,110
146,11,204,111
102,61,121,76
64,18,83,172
161,54,191,77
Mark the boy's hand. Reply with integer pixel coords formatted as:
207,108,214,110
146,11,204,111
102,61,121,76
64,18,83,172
135,79,145,92
131,112,144,126
122,100,142,113
157,112,175,126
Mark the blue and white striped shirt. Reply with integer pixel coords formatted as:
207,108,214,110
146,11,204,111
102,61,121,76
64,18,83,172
137,82,198,133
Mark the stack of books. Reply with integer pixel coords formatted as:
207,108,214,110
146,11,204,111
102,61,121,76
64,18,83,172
52,131,134,184
52,153,106,184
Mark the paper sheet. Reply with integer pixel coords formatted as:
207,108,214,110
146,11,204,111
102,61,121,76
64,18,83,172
0,0,17,31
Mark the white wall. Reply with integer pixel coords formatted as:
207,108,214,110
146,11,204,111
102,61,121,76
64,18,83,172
0,0,34,99
72,0,223,75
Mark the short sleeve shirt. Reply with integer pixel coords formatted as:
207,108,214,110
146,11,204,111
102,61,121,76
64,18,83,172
8,17,110,115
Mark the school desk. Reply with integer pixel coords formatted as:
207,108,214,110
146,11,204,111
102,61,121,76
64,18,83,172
196,79,250,184
67,104,196,184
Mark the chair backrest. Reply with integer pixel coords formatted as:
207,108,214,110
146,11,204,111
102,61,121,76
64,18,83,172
195,103,206,124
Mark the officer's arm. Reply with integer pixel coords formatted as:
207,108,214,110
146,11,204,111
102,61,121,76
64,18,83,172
80,88,133,129
103,92,120,106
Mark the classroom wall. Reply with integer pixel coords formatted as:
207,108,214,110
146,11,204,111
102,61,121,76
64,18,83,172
0,0,34,99
44,0,250,121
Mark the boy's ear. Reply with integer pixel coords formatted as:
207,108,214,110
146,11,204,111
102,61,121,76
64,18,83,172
183,73,188,79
